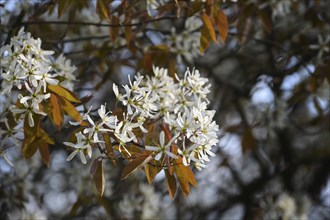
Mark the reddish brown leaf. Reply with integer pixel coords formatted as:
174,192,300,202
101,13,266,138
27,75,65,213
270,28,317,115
200,24,212,53
110,16,120,42
165,169,177,199
58,96,82,123
39,142,50,167
22,139,38,159
48,85,80,103
96,0,111,20
120,155,152,180
145,163,162,184
216,10,228,43
176,163,197,187
201,13,217,43
50,94,64,128
258,9,272,32
90,158,105,196
175,168,190,196
242,129,256,153
58,0,72,18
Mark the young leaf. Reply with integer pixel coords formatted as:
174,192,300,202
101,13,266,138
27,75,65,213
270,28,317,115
145,163,162,184
22,139,38,159
201,13,217,43
110,16,120,42
165,169,177,199
58,96,82,123
38,128,55,145
96,0,111,20
90,158,105,197
216,9,228,43
242,129,256,153
175,168,190,196
39,142,50,167
50,94,64,128
48,85,81,103
200,24,212,53
175,163,197,187
120,155,152,180
57,0,72,18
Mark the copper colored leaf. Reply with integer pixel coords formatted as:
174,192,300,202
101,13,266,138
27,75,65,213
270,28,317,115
50,94,64,128
58,96,82,123
145,163,162,184
242,129,256,153
110,16,120,42
258,9,272,32
48,85,81,103
201,13,217,43
96,0,111,20
58,0,72,18
216,9,228,43
22,139,38,159
23,113,39,140
120,155,152,180
176,163,197,187
39,142,50,167
90,158,105,196
175,167,190,196
200,24,212,53
187,2,204,17
165,169,177,199
38,128,55,145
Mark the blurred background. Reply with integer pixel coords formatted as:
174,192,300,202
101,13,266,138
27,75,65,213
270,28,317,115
0,0,329,219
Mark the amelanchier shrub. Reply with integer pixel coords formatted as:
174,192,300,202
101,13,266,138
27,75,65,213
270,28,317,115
0,29,219,198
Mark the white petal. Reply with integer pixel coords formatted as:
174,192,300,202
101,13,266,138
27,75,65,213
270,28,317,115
113,83,119,97
166,151,178,159
67,150,78,161
20,96,32,104
28,112,34,127
145,146,159,151
155,152,163,161
63,142,76,148
159,131,165,146
79,151,87,164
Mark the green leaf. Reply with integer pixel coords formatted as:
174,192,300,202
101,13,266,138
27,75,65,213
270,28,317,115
90,158,105,197
48,85,81,103
120,155,152,180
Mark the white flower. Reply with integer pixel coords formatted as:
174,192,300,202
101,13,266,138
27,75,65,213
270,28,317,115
63,132,93,164
11,102,46,127
83,115,111,142
34,65,59,92
18,82,50,112
145,131,179,160
309,34,330,60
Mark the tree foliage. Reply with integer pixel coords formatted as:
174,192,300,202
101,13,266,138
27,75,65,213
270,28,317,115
0,0,329,219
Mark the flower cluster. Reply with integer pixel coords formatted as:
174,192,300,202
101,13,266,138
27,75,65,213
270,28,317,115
0,28,77,127
165,16,203,63
66,66,219,170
